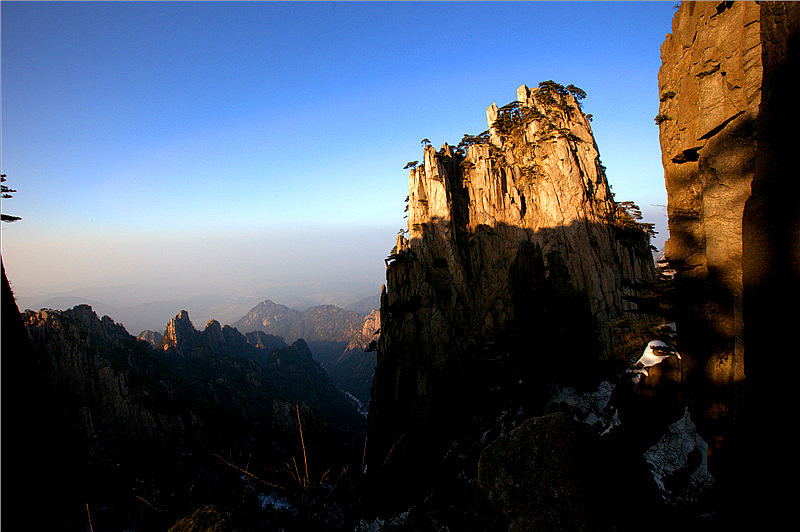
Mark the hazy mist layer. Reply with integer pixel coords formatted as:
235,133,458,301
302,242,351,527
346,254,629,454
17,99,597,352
5,225,393,334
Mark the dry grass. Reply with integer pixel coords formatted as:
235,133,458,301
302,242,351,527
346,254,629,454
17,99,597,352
86,503,95,532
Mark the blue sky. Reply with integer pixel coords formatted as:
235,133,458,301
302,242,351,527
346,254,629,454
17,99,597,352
1,1,676,327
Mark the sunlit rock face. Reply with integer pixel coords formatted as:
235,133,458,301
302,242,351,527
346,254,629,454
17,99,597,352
367,82,655,509
160,309,201,355
659,2,800,515
657,0,759,474
658,1,800,524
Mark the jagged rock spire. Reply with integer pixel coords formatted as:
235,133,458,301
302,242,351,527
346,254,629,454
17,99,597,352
160,310,200,354
368,81,656,511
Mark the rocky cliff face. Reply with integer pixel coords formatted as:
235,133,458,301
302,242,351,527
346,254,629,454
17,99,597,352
367,82,656,509
657,1,759,474
658,2,800,523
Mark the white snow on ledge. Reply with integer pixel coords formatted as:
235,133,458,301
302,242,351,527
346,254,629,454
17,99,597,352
643,407,714,504
545,380,620,435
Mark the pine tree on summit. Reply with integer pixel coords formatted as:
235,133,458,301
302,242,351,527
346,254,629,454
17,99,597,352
1,173,21,223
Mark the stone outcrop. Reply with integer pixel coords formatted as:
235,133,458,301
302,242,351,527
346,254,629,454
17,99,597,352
657,2,800,523
159,309,201,354
367,82,656,509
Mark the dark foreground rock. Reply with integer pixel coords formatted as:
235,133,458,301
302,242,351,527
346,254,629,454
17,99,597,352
15,304,365,530
478,412,605,532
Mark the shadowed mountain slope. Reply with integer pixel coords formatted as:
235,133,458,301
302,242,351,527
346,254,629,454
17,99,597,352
18,304,365,529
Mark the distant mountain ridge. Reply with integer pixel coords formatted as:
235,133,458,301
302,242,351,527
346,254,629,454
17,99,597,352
344,294,381,315
16,293,264,338
138,298,379,416
137,329,163,345
232,299,380,408
231,299,362,344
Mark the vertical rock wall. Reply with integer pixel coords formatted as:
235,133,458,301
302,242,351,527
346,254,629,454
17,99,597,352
658,1,800,524
657,1,759,472
743,3,800,523
367,83,655,508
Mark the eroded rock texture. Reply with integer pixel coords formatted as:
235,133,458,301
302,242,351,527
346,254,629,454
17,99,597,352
367,82,655,509
658,1,800,525
657,0,758,476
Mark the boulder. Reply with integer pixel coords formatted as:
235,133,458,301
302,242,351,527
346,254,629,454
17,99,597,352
477,412,605,531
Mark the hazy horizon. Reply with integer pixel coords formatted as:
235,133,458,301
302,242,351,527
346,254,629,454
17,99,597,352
2,1,674,333
8,223,390,334
12,287,382,338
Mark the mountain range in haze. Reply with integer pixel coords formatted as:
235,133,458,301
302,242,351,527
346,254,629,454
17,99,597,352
15,289,381,338
133,297,381,406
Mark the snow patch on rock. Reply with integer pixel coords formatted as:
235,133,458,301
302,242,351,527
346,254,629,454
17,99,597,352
545,380,620,435
643,407,714,504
